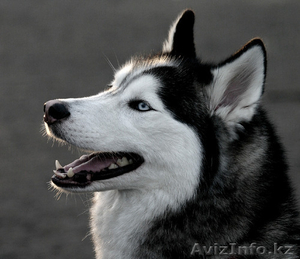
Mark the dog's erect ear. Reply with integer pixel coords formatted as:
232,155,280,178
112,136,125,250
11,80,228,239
207,39,266,126
162,9,196,58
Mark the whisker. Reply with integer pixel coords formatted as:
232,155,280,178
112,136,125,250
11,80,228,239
102,52,116,72
113,50,120,68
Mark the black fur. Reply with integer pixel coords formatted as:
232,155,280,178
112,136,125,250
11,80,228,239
169,9,196,58
134,10,300,259
44,9,300,259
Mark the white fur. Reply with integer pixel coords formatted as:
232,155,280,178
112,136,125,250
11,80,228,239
44,10,269,259
162,10,190,53
48,66,202,258
162,18,177,53
207,45,265,126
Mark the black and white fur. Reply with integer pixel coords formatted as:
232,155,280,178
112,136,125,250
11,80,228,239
43,10,300,259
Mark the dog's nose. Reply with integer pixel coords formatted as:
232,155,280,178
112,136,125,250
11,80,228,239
44,100,70,125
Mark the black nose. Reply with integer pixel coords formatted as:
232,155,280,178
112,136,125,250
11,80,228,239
44,100,70,125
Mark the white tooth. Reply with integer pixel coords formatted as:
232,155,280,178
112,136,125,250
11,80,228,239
129,159,133,164
116,159,122,166
116,157,129,167
108,163,118,169
121,157,129,166
55,160,63,170
86,174,92,181
67,168,74,178
53,170,66,178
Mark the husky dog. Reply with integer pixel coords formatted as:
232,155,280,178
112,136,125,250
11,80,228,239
43,10,300,259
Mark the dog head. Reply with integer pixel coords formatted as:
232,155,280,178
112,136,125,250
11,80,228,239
44,10,266,199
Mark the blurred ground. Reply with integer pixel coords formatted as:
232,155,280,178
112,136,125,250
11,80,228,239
0,0,300,258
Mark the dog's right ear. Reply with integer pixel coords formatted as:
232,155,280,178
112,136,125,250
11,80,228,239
207,39,266,128
162,9,196,58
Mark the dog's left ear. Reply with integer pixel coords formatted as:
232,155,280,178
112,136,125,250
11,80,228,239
207,39,266,126
162,9,196,58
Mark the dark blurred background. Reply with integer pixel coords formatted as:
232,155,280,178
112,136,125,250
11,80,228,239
1,0,300,258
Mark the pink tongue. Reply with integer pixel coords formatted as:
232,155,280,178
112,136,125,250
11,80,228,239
64,155,116,174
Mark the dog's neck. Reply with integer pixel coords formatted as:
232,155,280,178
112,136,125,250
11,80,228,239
90,189,182,259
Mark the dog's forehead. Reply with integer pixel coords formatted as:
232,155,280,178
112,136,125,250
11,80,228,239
113,63,134,87
113,57,178,89
115,69,162,107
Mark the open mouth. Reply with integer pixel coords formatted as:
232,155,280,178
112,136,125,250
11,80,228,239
52,152,144,188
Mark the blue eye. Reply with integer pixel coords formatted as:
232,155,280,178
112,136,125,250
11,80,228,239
129,100,152,112
137,102,150,111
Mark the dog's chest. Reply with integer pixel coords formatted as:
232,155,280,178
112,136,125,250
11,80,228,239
90,191,154,259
